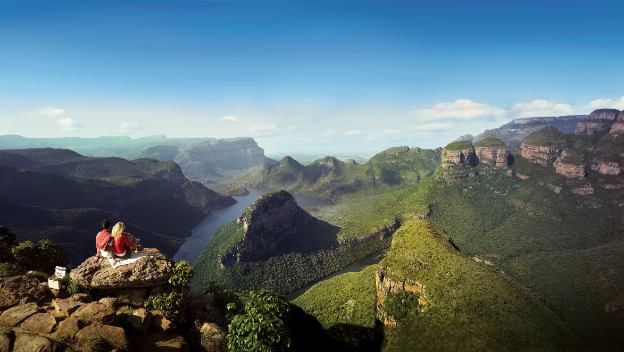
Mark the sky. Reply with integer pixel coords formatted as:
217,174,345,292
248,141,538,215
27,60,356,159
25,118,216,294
0,0,623,154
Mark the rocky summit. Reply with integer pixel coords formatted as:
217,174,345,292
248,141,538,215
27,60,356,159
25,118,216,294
220,190,317,266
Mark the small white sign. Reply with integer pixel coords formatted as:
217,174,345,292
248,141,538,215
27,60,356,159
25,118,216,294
54,266,67,279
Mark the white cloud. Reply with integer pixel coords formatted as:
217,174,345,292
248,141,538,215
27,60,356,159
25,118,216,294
323,129,336,136
118,121,144,134
410,99,505,122
510,99,574,117
29,106,82,132
588,96,624,110
383,128,401,134
217,115,241,123
344,129,363,136
30,106,65,118
56,117,81,132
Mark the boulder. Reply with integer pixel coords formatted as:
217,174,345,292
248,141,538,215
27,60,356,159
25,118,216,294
51,298,84,318
0,303,39,327
98,297,119,309
71,302,115,324
199,322,227,352
54,317,81,339
150,310,174,333
124,307,152,335
100,287,148,306
19,312,56,334
75,323,129,351
0,275,48,310
69,250,173,289
134,333,189,352
12,333,60,352
70,293,93,303
0,330,12,352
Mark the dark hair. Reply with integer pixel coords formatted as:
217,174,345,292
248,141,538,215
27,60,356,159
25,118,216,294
101,219,112,230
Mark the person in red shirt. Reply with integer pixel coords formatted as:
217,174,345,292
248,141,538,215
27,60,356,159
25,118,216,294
95,219,117,264
111,222,136,259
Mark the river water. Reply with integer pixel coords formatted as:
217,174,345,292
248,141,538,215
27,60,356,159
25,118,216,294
173,188,332,263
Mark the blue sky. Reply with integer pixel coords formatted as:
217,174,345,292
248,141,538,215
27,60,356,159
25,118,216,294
1,0,623,153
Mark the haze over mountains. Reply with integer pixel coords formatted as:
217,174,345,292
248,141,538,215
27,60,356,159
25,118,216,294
0,135,272,184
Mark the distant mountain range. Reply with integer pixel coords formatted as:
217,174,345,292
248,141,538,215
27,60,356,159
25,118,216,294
0,148,234,263
231,147,442,199
0,135,272,183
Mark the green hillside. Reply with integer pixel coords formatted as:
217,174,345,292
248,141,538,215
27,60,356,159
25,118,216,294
295,219,581,351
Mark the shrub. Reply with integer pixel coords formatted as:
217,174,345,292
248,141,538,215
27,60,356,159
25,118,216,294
0,262,19,278
384,291,420,320
66,276,85,295
227,289,291,352
144,291,186,323
143,260,194,324
168,260,193,290
11,239,67,274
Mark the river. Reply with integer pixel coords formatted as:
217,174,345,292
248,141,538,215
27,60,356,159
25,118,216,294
173,188,332,263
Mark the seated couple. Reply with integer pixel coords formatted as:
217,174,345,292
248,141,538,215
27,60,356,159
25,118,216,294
95,219,140,264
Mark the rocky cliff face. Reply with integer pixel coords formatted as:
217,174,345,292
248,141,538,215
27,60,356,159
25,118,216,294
553,150,586,179
518,127,566,166
172,138,271,182
375,268,427,327
609,111,624,135
442,138,511,169
591,160,621,175
575,109,621,135
219,190,320,267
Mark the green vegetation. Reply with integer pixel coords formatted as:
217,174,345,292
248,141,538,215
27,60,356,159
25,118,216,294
293,265,377,329
192,220,390,294
381,220,579,351
231,146,440,199
474,136,507,148
227,289,292,352
144,260,193,324
444,140,473,150
5,238,68,275
523,126,566,146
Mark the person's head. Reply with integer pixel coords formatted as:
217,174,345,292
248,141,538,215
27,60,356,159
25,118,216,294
101,219,112,231
111,222,125,238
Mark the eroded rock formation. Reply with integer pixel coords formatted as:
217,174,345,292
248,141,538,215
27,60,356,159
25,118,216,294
554,150,586,179
575,109,621,135
375,268,428,327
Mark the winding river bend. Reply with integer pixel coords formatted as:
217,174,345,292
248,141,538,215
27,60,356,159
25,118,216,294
174,188,332,263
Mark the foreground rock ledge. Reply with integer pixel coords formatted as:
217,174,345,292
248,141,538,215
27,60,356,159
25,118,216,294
69,249,173,289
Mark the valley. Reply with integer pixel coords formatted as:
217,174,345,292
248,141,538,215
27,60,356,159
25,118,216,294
1,110,624,351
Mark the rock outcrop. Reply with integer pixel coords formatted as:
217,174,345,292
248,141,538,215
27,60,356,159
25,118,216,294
220,190,332,266
441,141,478,168
554,150,586,179
69,249,173,289
375,268,427,327
575,109,621,135
519,127,566,166
609,111,624,135
591,161,621,175
0,275,48,310
474,137,512,167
